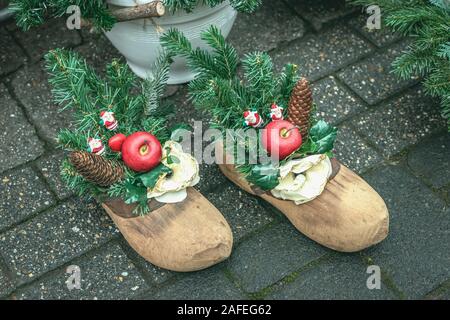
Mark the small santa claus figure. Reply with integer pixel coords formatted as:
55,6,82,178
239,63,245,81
100,111,118,131
243,110,263,128
269,103,284,121
87,137,105,155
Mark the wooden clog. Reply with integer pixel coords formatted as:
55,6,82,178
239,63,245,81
102,187,233,272
216,142,389,252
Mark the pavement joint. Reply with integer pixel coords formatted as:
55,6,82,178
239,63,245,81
424,279,450,300
3,79,55,151
247,253,333,299
359,253,405,300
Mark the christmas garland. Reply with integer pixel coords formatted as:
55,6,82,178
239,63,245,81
161,26,338,197
46,49,198,214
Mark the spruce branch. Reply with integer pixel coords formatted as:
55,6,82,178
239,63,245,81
201,25,239,80
142,51,171,116
348,0,450,130
243,52,276,105
10,0,116,31
277,63,300,102
229,0,262,13
161,28,220,78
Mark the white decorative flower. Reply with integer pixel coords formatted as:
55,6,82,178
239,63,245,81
147,141,200,203
271,154,332,205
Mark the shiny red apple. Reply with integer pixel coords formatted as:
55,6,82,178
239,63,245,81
261,120,302,160
108,133,127,152
121,132,162,172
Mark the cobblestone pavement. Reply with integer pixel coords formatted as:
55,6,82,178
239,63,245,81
1,0,449,300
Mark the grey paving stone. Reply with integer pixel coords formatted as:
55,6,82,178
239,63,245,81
228,222,327,293
11,61,74,144
36,152,73,200
348,14,403,48
363,164,450,299
0,198,119,284
285,0,357,31
169,86,210,125
334,124,383,174
4,20,18,32
0,83,45,172
0,28,26,76
148,267,244,300
205,181,275,242
13,18,81,63
272,25,373,82
269,254,395,299
351,87,446,158
16,243,148,300
407,133,450,189
0,266,13,298
228,0,306,55
337,41,417,105
0,167,54,232
440,289,450,300
196,163,229,194
75,32,121,76
311,75,367,125
118,238,175,285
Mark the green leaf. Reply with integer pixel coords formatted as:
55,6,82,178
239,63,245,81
244,163,279,191
138,164,172,188
309,120,338,154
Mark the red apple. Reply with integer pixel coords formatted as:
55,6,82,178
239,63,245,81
108,133,127,152
121,132,162,172
261,120,302,160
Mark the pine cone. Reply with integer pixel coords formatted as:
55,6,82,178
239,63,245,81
69,151,124,187
287,78,313,139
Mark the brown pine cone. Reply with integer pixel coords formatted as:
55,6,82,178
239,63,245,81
286,77,313,139
69,151,124,187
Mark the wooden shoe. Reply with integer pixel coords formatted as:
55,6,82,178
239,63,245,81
102,188,233,272
216,141,389,252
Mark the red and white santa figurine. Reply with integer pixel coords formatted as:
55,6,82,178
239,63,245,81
100,111,118,131
87,137,105,155
243,110,263,128
269,103,284,121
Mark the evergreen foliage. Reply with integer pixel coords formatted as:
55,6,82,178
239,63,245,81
10,0,261,31
45,48,173,214
161,26,338,190
10,0,116,31
349,0,450,129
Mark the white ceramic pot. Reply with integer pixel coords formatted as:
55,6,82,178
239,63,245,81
105,0,237,84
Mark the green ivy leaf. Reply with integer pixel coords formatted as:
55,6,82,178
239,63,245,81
309,120,338,154
245,163,279,191
138,164,172,188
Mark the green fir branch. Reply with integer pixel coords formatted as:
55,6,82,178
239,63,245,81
142,51,172,116
348,0,450,130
